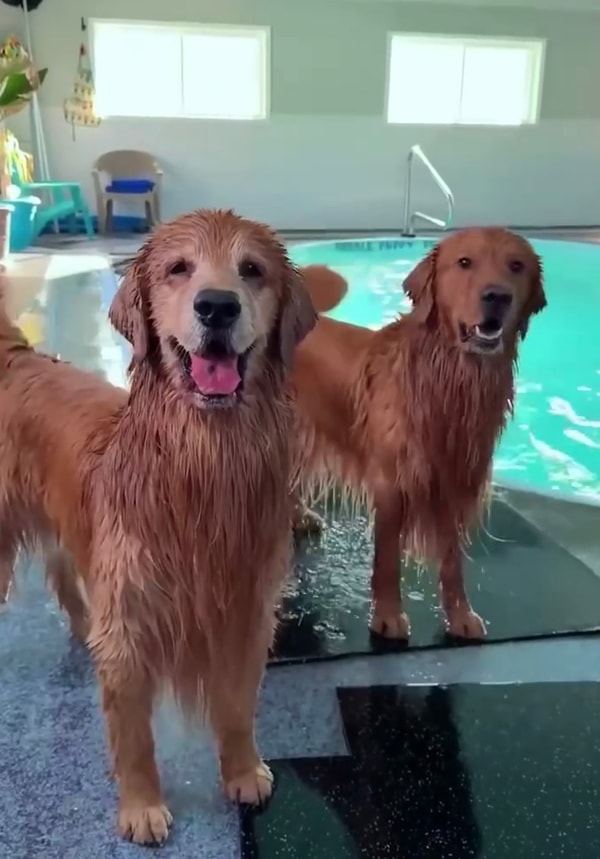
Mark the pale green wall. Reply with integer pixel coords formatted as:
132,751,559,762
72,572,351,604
270,1,600,119
2,0,599,229
6,0,600,119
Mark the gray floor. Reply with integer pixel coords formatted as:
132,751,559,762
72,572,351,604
1,245,599,858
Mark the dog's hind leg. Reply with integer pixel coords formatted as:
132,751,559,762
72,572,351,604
45,547,90,642
0,547,15,605
290,490,324,538
0,530,19,606
0,495,31,605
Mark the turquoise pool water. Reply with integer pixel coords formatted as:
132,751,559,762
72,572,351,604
290,237,600,504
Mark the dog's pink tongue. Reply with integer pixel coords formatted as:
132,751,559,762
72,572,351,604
190,354,240,396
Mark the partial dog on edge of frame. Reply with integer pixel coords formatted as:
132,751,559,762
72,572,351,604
291,227,547,641
0,209,318,846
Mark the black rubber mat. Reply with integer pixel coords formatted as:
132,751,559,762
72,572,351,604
241,682,600,859
271,497,600,664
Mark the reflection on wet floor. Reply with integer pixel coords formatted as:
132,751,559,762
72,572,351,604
5,252,129,390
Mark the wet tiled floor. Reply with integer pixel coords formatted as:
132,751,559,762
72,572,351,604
1,249,600,858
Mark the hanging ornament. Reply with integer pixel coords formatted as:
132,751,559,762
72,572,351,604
63,41,102,140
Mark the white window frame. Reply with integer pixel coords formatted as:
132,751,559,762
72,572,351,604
385,32,545,127
90,19,271,120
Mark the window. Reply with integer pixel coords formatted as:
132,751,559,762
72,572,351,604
91,20,270,120
386,34,544,126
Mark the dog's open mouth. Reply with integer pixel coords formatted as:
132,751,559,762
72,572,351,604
459,322,503,353
169,337,250,404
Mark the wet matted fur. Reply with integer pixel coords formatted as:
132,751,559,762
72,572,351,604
0,209,316,845
293,228,547,641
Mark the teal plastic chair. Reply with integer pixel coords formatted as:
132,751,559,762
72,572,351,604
11,166,94,239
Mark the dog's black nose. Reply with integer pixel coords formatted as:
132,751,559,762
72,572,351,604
480,285,513,314
194,289,241,329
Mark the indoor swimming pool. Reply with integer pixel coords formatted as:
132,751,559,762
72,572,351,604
290,236,600,504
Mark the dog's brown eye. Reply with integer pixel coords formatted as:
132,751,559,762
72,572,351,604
168,260,189,276
508,259,524,274
238,259,263,280
457,257,472,269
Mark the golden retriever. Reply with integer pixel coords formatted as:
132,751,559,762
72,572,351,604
293,228,547,640
0,209,316,845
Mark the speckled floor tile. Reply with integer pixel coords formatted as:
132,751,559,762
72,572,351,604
241,683,600,858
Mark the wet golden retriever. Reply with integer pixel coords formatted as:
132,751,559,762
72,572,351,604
0,209,316,845
293,228,547,640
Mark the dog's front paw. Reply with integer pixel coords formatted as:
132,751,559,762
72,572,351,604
446,608,487,640
117,803,173,845
370,602,411,640
224,761,274,806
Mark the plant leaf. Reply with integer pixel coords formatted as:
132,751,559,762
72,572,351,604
0,68,48,107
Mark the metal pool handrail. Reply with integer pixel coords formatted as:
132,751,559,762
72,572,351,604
401,144,455,236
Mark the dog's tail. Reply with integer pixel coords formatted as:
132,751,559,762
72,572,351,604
300,264,348,314
0,267,32,361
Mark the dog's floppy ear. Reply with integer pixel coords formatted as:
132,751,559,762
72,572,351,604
278,266,318,369
519,253,547,340
403,246,438,323
109,253,151,361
